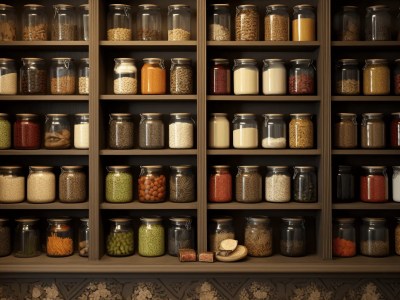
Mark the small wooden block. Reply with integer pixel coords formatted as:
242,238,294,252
179,249,197,262
198,252,214,263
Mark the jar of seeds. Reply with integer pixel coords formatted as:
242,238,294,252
335,59,360,95
235,5,259,41
50,58,76,95
138,216,165,257
0,4,16,41
280,217,306,257
293,166,317,203
334,113,358,149
289,113,314,149
235,166,262,203
336,166,355,202
22,4,47,41
170,58,193,95
209,216,234,252
137,4,161,41
361,113,385,149
77,4,89,41
107,218,134,257
14,218,41,258
59,166,87,203
78,218,89,257
78,58,89,95
0,58,17,95
114,58,137,95
51,4,76,41
265,166,291,203
139,113,164,149
0,113,11,149
363,59,390,95
168,217,194,256
107,4,132,41
361,218,389,257
105,166,133,203
170,165,195,203
365,5,392,41
245,216,273,257
333,6,360,41
27,166,56,203
138,165,166,203
0,219,10,257
168,4,191,41
0,166,25,203
169,113,195,149
44,114,71,149
209,4,231,41
108,113,134,149
20,58,47,95
264,5,289,41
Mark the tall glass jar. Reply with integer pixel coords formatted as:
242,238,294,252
280,217,306,257
14,114,41,150
107,218,134,257
44,114,71,149
14,218,40,258
46,218,74,257
365,5,392,41
333,218,356,257
391,112,400,148
114,58,137,95
138,165,166,203
262,114,286,148
139,113,164,149
27,166,56,203
170,58,193,95
59,166,87,203
22,4,47,41
209,58,231,95
235,166,262,203
335,59,360,95
20,58,47,95
292,5,316,41
235,5,259,41
209,166,232,203
394,59,400,95
360,166,388,203
108,113,134,149
74,113,89,149
50,58,76,95
105,166,133,203
0,219,10,257
0,166,25,203
361,218,389,257
293,166,317,203
396,217,400,255
233,113,258,149
245,216,273,257
170,165,195,203
107,4,132,41
392,166,400,202
141,58,166,95
77,4,89,41
262,59,286,95
0,113,11,149
289,113,314,149
0,4,16,41
333,6,360,41
336,165,355,202
264,4,289,41
209,216,234,252
0,58,17,95
168,4,191,41
169,113,195,149
289,59,315,95
137,4,161,41
168,217,194,256
233,58,259,95
79,218,89,257
361,113,385,149
51,4,76,41
138,216,165,257
209,113,230,148
334,113,357,149
265,166,291,203
363,59,390,95
209,4,231,41
78,58,89,95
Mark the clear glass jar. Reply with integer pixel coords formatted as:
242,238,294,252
235,166,262,203
108,113,134,149
168,4,191,41
170,58,193,95
209,166,232,203
245,216,273,257
363,59,390,95
170,165,195,203
107,218,134,257
394,166,400,202
44,114,71,149
138,216,165,257
51,4,76,41
79,218,89,257
78,58,89,95
22,4,47,41
361,113,385,149
137,4,161,41
361,218,389,257
235,5,259,41
77,4,89,41
335,59,360,95
391,112,400,148
293,166,317,203
142,58,166,95
396,217,400,255
209,216,234,252
209,58,231,95
336,165,355,202
232,113,258,149
50,58,76,95
114,58,137,95
59,166,87,203
0,4,16,41
14,218,40,258
14,114,41,150
289,59,315,95
289,113,314,149
333,218,356,257
360,166,388,203
265,166,291,203
209,113,230,149
0,219,10,257
20,58,47,95
365,5,392,41
262,114,286,148
105,166,133,203
334,113,357,148
0,58,17,95
0,113,11,149
333,6,360,41
394,59,400,95
74,113,89,149
280,217,306,257
139,113,164,149
138,165,166,203
233,58,259,95
292,5,316,41
209,4,231,41
168,216,194,256
262,59,286,95
27,166,56,203
169,113,195,149
107,4,132,41
0,166,24,203
264,4,289,41
46,218,73,257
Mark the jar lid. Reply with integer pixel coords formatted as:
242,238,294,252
365,59,388,64
247,216,270,223
170,216,192,223
392,166,400,169
110,113,132,118
0,113,8,118
337,112,356,117
80,58,89,62
48,217,71,223
141,112,162,117
263,113,284,118
140,216,162,222
392,112,400,116
234,113,256,117
53,4,74,9
263,58,284,63
141,165,163,170
51,57,73,61
46,113,68,117
211,216,233,223
294,166,314,170
361,166,386,170
0,58,15,62
282,217,305,222
211,113,228,117
170,112,191,117
24,4,45,9
290,113,312,117
110,218,132,223
75,113,89,117
109,4,131,9
16,113,39,119
211,4,230,8
21,58,45,62
171,58,192,64
16,218,39,223
212,165,230,169
79,4,89,9
338,59,358,65
170,165,192,170
335,217,355,223
238,165,259,169
367,5,389,11
0,218,8,224
237,4,257,9
0,166,22,171
234,58,257,63
61,166,84,171
212,58,229,64
115,58,135,62
107,166,131,171
138,4,160,9
290,59,313,64
267,4,289,9
169,4,190,9
362,217,386,223
362,112,383,118
395,59,400,63
293,4,314,9
80,218,89,223
30,166,53,171
266,166,289,170
0,4,13,10
143,58,163,63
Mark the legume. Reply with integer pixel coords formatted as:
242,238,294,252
105,168,133,203
107,28,132,41
170,66,193,95
59,167,87,203
289,115,314,149
245,223,273,257
0,117,11,149
138,170,166,203
0,173,25,203
108,116,134,149
168,28,190,41
169,122,194,149
107,231,134,256
138,221,165,257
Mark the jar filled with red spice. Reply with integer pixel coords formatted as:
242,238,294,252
209,58,231,95
209,165,232,202
333,218,356,257
289,59,315,95
391,112,400,148
13,113,41,149
360,166,388,203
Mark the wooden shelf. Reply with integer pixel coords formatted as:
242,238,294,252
0,150,89,156
100,40,197,50
0,95,89,101
332,149,400,155
207,95,320,101
0,41,89,49
332,96,400,102
0,202,89,210
207,149,321,155
333,202,400,210
100,149,197,156
101,202,197,210
100,95,197,101
332,41,400,48
208,202,321,210
207,41,320,51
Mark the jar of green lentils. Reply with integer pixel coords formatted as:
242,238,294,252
106,218,134,257
138,216,165,257
105,166,133,203
0,113,11,149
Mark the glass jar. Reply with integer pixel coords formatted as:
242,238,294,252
365,5,392,41
107,4,132,41
235,5,259,41
59,166,87,203
0,58,17,95
138,216,165,257
0,113,11,149
0,166,24,203
209,216,234,252
262,114,286,149
0,4,16,41
265,166,291,203
51,4,76,41
394,59,400,95
0,219,10,257
209,4,231,41
264,4,289,41
209,58,231,95
392,166,400,202
235,166,262,203
168,4,191,41
233,58,259,95
333,218,356,257
46,218,73,257
170,58,193,95
114,58,137,95
14,114,41,150
262,59,286,95
141,58,166,95
170,165,195,203
44,114,71,149
77,4,89,41
105,166,133,203
107,218,134,257
360,166,388,203
289,113,314,149
363,59,390,95
336,165,355,202
74,113,89,149
292,5,316,41
280,217,306,257
50,58,76,95
78,58,89,95
361,113,385,149
333,6,360,41
79,218,89,257
27,166,56,203
137,4,161,41
334,113,357,149
396,217,400,255
245,216,273,257
209,166,232,203
108,113,134,149
169,113,195,149
209,113,230,148
168,217,194,256
139,113,164,149
232,113,258,149
20,58,47,95
138,165,166,203
22,4,47,41
335,59,360,95
361,218,389,257
14,218,40,258
293,166,317,203
391,112,400,148
289,59,315,95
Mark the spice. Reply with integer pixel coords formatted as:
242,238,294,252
139,113,164,149
0,222,10,257
289,73,314,95
292,14,315,41
170,166,195,203
209,24,230,41
363,60,390,95
23,24,48,41
27,167,56,203
235,166,262,203
0,167,25,203
264,12,289,41
0,20,16,41
51,75,75,95
105,167,133,203
108,28,131,41
209,166,232,202
235,6,259,41
0,116,11,149
209,59,231,95
245,218,273,257
169,120,194,149
21,68,47,95
0,72,17,94
141,59,166,95
289,114,314,149
333,237,356,257
138,166,166,203
361,240,389,257
107,231,134,256
361,114,385,149
168,28,190,41
138,218,165,257
59,166,87,203
170,61,193,95
14,114,41,150
360,174,387,203
52,24,76,41
334,113,357,149
108,114,134,149
265,173,291,202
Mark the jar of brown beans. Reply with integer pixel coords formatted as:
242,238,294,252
138,165,166,203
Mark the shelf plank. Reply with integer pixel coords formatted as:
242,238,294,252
0,41,89,49
332,41,400,48
0,150,89,156
101,202,197,210
207,95,320,101
333,202,400,210
100,41,197,50
207,149,321,155
207,41,320,51
0,202,89,210
100,149,197,155
208,202,321,210
100,95,197,101
332,96,400,102
0,95,89,101
332,149,400,155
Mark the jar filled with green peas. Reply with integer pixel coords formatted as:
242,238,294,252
0,113,11,149
105,166,133,203
106,218,134,257
138,216,165,257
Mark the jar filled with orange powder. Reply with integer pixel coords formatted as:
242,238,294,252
141,58,166,94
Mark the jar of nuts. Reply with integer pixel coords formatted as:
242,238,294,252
138,165,166,203
78,58,89,95
168,4,191,41
363,59,390,95
50,58,76,95
20,58,47,95
22,4,47,41
289,113,314,149
289,59,315,95
0,4,16,41
114,58,137,95
209,4,231,41
335,59,360,95
170,58,193,95
264,4,289,41
107,4,132,41
137,4,161,41
51,4,76,41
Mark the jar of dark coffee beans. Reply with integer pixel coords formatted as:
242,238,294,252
170,165,195,203
139,113,164,149
20,58,47,94
108,113,134,149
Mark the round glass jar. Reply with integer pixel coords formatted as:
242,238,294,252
289,113,314,149
361,113,385,149
105,166,133,203
0,4,16,41
293,166,317,203
209,166,232,203
138,165,166,203
363,59,390,95
170,58,193,95
361,218,389,257
107,4,132,41
289,59,315,95
209,58,231,95
262,113,286,148
107,218,134,257
235,166,262,203
233,58,259,95
360,166,388,203
393,166,400,202
44,114,71,149
169,113,195,149
391,112,400,148
0,58,17,95
209,113,230,149
138,216,165,257
27,166,56,203
139,113,164,149
59,166,87,203
22,4,47,41
235,5,259,41
0,166,24,203
232,113,258,149
245,216,273,257
280,217,306,257
108,113,134,149
265,166,291,203
78,218,89,257
74,113,89,149
264,4,289,41
168,4,191,41
0,219,10,257
51,4,76,41
336,165,355,202
209,216,234,252
170,165,195,203
365,5,392,41
46,218,74,257
394,59,400,95
141,58,166,95
396,217,400,255
333,6,360,41
14,218,40,258
137,4,161,41
335,59,360,95
114,58,137,95
334,113,357,148
0,113,11,149
168,216,194,256
292,4,316,41
14,114,41,150
262,59,286,95
209,4,231,41
50,58,76,95
78,58,89,95
333,218,356,257
20,58,47,95
77,4,89,41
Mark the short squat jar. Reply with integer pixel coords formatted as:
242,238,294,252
108,113,134,149
168,217,194,256
78,58,89,95
245,216,273,257
232,113,258,149
265,166,291,203
235,5,259,41
361,218,389,257
209,216,234,252
365,6,392,41
114,58,137,95
333,6,360,41
360,166,388,203
262,114,286,149
14,218,40,258
209,113,230,149
233,58,259,95
292,5,316,41
334,113,357,149
79,218,89,257
209,58,231,95
280,217,306,257
262,59,286,95
333,218,356,257
27,166,56,203
139,113,164,149
0,113,11,149
361,113,385,149
137,4,161,41
105,166,133,203
293,166,317,203
169,113,195,149
20,58,47,95
289,59,315,95
391,112,400,148
107,218,134,257
170,165,195,203
107,4,132,41
0,58,17,95
209,4,231,41
14,114,41,150
22,4,47,41
138,216,165,257
264,4,290,41
142,58,166,95
336,165,355,202
0,4,16,41
44,114,71,149
235,166,262,203
168,4,191,41
363,59,390,95
0,219,11,257
51,4,76,41
335,59,360,95
77,4,89,41
59,166,87,203
209,166,232,203
138,165,166,203
46,218,74,257
170,58,193,95
289,113,314,149
50,58,76,95
74,113,89,149
0,166,25,203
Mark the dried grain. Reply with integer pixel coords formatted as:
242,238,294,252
114,77,137,95
107,28,131,41
208,24,230,41
168,28,191,41
265,174,291,202
245,226,273,257
236,9,259,41
170,67,193,95
264,14,289,41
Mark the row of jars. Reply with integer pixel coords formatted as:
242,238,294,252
209,58,316,95
334,112,400,149
0,58,89,95
0,4,88,41
113,58,193,95
0,113,89,150
0,218,89,258
333,217,400,258
335,166,399,203
209,165,317,203
107,4,191,41
335,59,400,96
